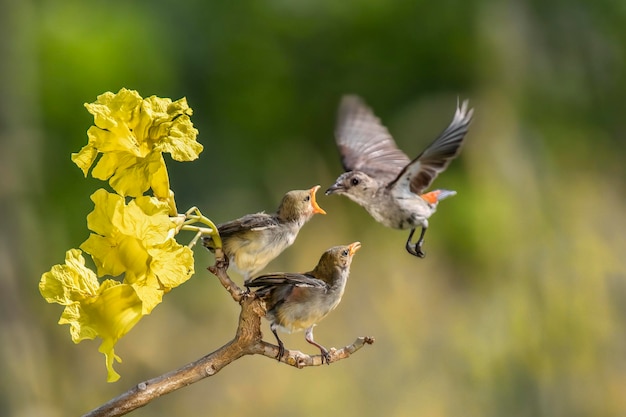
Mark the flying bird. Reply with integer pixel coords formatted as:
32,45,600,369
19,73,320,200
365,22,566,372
246,242,361,364
203,186,326,281
326,95,473,257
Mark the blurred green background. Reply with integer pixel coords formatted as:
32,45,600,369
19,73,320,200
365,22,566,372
2,0,626,416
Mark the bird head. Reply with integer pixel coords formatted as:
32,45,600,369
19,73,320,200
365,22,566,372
278,185,326,223
313,241,361,282
325,171,379,206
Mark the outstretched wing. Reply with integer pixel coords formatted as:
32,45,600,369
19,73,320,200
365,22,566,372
390,99,473,195
335,95,411,183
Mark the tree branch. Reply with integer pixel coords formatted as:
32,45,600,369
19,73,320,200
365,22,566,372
82,250,374,417
258,336,375,368
207,248,246,303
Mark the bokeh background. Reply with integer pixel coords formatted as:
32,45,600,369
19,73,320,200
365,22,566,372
2,0,626,416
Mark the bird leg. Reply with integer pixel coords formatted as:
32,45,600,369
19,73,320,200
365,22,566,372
305,327,331,365
270,326,286,362
405,228,426,258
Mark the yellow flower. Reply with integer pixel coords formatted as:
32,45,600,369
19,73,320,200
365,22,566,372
71,88,203,200
40,190,195,381
39,249,143,382
41,89,208,382
80,189,194,310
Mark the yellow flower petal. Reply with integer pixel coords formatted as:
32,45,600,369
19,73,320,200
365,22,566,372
122,196,172,245
71,142,98,177
82,281,143,383
132,193,172,217
59,302,99,342
39,249,100,305
145,96,203,161
126,271,165,314
86,280,144,343
85,189,122,237
82,189,175,278
82,191,139,276
148,240,195,289
149,154,172,201
80,233,126,277
99,338,123,383
91,152,164,198
85,89,142,130
117,236,151,274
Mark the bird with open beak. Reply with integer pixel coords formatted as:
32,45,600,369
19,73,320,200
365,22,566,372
246,241,361,364
203,186,326,282
326,95,473,258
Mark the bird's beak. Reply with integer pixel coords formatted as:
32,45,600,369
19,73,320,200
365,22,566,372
348,241,362,256
309,185,327,215
325,182,342,195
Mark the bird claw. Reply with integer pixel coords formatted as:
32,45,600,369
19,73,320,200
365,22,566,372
405,229,427,258
320,348,331,365
276,343,285,362
405,242,426,258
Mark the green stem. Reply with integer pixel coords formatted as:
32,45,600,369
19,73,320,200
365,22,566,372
173,207,222,249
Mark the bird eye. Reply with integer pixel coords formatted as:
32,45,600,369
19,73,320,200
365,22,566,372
351,178,360,186
304,195,310,202
342,249,349,257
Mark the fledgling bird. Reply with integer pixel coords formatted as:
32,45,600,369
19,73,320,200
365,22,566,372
326,95,473,258
245,242,361,364
203,186,326,282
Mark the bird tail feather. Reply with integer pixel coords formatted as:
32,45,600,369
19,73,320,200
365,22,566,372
421,189,457,204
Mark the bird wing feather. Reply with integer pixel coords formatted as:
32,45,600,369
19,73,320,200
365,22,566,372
246,273,327,290
390,99,473,195
335,95,411,183
217,212,279,237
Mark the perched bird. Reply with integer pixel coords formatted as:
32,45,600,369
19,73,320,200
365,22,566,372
326,95,473,258
203,186,326,281
245,242,361,364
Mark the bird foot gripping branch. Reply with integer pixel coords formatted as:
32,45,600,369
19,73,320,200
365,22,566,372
207,247,251,304
267,337,376,369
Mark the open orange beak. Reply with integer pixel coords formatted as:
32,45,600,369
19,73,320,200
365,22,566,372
348,241,362,256
309,185,327,215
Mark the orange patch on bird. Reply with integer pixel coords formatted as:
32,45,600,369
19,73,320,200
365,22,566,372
420,190,441,204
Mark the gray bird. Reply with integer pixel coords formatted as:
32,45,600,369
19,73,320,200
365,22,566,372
326,95,473,258
203,186,326,282
245,242,361,364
